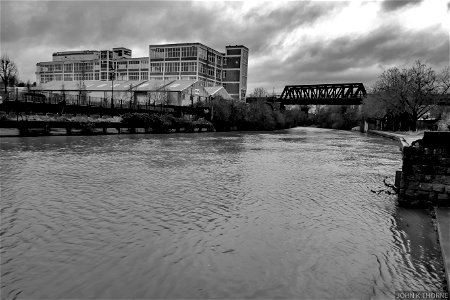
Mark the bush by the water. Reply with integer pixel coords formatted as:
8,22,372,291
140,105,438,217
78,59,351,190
201,99,309,131
121,113,211,133
315,105,361,130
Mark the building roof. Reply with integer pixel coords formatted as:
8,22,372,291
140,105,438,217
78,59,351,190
226,45,249,50
134,80,174,91
165,80,198,92
37,80,148,92
204,86,222,95
53,50,99,56
204,86,232,99
36,80,229,98
149,43,225,55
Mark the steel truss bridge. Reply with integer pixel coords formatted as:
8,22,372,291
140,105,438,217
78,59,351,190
278,83,367,105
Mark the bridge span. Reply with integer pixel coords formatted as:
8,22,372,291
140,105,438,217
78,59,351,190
278,83,367,105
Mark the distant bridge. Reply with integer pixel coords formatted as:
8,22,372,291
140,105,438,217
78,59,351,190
278,83,367,105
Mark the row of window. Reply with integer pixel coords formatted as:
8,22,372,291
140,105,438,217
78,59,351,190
74,63,93,72
149,62,225,78
150,76,198,81
149,47,223,65
150,62,198,73
41,68,227,82
150,47,198,59
100,51,113,60
41,72,150,83
40,60,149,72
40,55,236,74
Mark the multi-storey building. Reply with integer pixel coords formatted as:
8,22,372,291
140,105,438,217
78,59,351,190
223,45,249,100
36,43,248,100
149,43,223,88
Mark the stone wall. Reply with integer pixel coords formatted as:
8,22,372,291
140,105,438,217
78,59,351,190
399,132,450,207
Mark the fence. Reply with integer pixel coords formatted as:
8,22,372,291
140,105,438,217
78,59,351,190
0,90,211,119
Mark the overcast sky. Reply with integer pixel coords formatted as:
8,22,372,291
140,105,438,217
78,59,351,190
1,0,449,93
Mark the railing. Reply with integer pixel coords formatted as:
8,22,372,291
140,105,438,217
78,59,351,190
0,91,211,119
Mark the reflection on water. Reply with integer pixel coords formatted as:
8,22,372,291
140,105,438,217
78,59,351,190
0,128,445,299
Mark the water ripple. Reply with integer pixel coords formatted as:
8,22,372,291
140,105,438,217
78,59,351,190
0,128,445,299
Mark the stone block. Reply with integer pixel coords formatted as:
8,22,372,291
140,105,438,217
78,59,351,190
435,167,447,174
429,191,438,200
432,184,446,193
417,191,430,199
437,193,449,201
444,176,450,185
418,183,432,191
439,158,450,166
407,182,420,189
405,189,417,197
412,165,423,173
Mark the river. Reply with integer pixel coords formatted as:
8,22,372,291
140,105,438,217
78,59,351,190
0,127,445,299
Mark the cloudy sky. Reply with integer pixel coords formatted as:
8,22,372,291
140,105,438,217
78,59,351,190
1,0,449,93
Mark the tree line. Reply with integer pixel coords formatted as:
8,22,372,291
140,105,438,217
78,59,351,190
247,60,450,132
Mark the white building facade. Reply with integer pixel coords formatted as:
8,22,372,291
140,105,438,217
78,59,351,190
36,43,248,100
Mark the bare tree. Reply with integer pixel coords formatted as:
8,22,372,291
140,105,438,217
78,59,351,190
1,54,18,96
372,60,446,131
437,65,450,96
250,87,269,98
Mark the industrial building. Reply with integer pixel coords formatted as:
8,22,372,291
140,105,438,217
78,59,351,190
36,79,231,107
36,43,248,100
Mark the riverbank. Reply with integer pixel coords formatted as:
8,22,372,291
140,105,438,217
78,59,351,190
368,129,449,292
0,113,214,137
367,130,424,149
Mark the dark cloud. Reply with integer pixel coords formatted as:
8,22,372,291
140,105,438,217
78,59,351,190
0,1,447,93
1,1,340,84
249,23,448,91
381,0,423,12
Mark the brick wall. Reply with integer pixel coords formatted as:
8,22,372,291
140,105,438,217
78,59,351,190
399,132,450,207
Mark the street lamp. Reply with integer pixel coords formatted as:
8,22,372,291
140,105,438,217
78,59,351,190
110,67,115,109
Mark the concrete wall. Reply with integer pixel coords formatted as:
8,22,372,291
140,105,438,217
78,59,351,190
399,132,450,207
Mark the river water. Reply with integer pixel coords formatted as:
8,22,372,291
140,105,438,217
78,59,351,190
0,127,445,299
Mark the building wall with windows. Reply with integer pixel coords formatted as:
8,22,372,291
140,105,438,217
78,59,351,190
223,45,249,101
149,43,224,88
37,43,248,101
37,47,150,84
